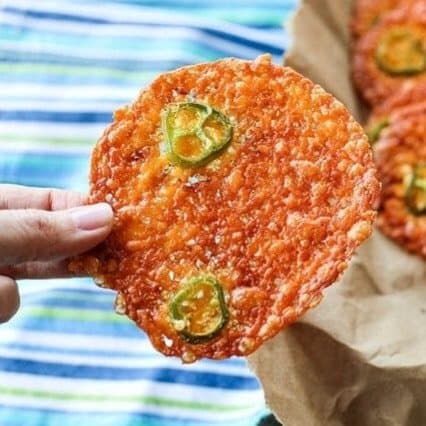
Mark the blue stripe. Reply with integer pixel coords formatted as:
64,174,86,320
10,316,139,337
24,286,111,301
1,27,284,58
1,95,130,104
3,7,285,54
0,342,247,369
21,287,114,312
4,7,121,25
70,0,294,7
0,406,258,426
20,286,113,298
0,53,190,72
0,177,81,191
1,25,274,58
0,111,111,123
0,154,89,189
0,152,89,161
0,342,156,359
25,297,114,312
0,155,86,189
0,73,153,86
0,358,259,389
202,29,283,55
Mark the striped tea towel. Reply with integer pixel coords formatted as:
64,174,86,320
0,1,296,424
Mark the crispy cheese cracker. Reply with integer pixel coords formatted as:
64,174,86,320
353,1,426,105
70,55,379,362
366,83,426,143
375,111,426,257
351,0,412,39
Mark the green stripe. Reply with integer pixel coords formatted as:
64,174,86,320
0,63,157,81
0,135,94,146
21,307,128,323
0,386,253,412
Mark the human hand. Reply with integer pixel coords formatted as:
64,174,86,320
0,185,113,323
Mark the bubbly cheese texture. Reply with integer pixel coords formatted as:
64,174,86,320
375,110,426,258
69,55,380,362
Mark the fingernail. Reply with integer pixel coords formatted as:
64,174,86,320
70,203,113,231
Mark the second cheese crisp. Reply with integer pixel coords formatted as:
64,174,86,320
70,55,380,362
351,0,411,39
353,0,426,106
375,110,426,258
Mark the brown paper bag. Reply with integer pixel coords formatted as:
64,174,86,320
248,1,426,425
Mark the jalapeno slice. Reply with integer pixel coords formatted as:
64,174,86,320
375,28,426,76
170,275,229,344
162,102,232,167
405,164,426,215
366,117,389,144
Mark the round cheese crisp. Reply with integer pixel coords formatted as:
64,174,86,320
353,0,426,106
70,55,380,362
351,0,412,39
366,83,426,144
375,111,426,258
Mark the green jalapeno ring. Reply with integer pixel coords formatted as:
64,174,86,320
162,102,208,166
366,117,389,144
167,132,210,166
413,178,426,190
201,109,233,150
163,102,209,139
375,28,426,76
161,102,233,168
405,165,426,216
169,275,229,344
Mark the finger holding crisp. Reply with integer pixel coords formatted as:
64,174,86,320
353,0,426,106
70,55,379,362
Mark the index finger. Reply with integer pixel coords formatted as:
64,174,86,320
0,185,87,211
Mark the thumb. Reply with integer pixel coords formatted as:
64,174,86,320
0,203,113,265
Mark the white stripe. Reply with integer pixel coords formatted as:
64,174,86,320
0,346,253,377
0,142,92,155
0,41,199,62
0,12,273,59
0,330,150,354
2,100,122,112
0,311,250,370
3,0,286,48
0,396,262,421
0,122,105,138
0,83,139,101
22,289,113,302
18,278,106,295
0,372,263,407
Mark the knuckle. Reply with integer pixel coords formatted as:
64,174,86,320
29,212,56,237
33,215,51,234
25,211,60,259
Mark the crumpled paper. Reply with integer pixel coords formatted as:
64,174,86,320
248,1,426,424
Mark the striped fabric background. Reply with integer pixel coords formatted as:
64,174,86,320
0,1,296,425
